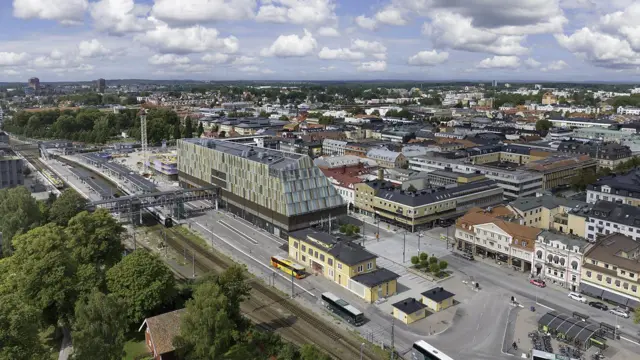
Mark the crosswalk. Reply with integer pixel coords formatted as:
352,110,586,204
375,256,434,287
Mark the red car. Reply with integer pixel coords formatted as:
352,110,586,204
530,279,546,288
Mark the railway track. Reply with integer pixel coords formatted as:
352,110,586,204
163,226,381,360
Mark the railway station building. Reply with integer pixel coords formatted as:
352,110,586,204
177,138,347,239
288,228,400,303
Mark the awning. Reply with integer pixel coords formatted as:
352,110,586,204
626,298,639,309
602,290,629,306
580,282,604,298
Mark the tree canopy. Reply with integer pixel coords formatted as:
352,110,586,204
0,186,43,256
49,189,88,226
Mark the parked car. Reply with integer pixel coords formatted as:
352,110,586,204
610,308,630,318
530,279,546,288
568,292,587,303
588,301,608,311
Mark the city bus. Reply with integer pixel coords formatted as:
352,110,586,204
412,340,455,360
270,255,307,279
321,292,365,326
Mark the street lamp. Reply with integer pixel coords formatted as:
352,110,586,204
417,231,423,254
403,230,406,264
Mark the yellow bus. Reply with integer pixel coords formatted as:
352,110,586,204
270,255,307,279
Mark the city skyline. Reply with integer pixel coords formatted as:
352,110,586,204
2,0,640,82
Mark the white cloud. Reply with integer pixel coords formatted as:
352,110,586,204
317,26,340,37
555,27,640,68
408,50,449,66
232,55,261,65
239,65,274,74
3,69,20,76
351,39,387,53
476,56,520,69
524,57,541,68
542,60,569,71
320,65,335,71
373,53,386,60
0,52,28,66
424,11,528,56
260,29,317,57
13,0,88,25
318,47,364,60
355,15,377,31
148,54,191,65
375,7,407,26
201,53,230,64
256,0,336,25
357,61,387,72
151,0,256,25
90,0,153,36
78,39,110,58
136,22,239,54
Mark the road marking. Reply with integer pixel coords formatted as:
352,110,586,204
500,306,516,357
621,336,640,346
535,302,554,311
220,213,286,245
218,221,259,245
193,221,316,298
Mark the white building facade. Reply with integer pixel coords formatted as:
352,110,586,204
532,232,587,292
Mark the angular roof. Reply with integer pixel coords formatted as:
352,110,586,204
351,268,400,287
328,241,377,266
142,309,185,356
509,195,586,212
421,287,455,302
456,210,540,249
392,297,427,314
584,233,640,272
586,200,640,228
366,179,500,207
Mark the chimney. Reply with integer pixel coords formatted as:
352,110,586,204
343,165,347,174
377,168,384,180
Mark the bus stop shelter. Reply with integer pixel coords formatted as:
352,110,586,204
538,311,607,350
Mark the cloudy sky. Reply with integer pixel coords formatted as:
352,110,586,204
2,0,640,82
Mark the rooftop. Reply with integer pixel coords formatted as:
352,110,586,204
392,297,427,314
421,287,455,302
584,233,640,272
182,138,304,170
538,230,590,251
351,268,400,287
289,229,378,266
509,195,586,212
586,200,640,228
141,309,185,356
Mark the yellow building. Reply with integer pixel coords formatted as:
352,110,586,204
288,228,399,303
421,287,455,312
392,298,428,324
507,195,587,237
580,233,640,308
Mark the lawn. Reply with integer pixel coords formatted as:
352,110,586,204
123,339,150,360
173,225,208,249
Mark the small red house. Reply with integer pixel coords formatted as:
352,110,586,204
139,309,185,360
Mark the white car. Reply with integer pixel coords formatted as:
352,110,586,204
568,292,587,303
609,308,630,318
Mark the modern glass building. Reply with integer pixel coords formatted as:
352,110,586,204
177,138,346,238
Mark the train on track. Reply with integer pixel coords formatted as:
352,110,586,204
42,169,64,189
146,206,173,227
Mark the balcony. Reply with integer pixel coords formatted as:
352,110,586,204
553,213,568,226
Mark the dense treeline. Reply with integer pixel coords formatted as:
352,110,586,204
2,108,195,144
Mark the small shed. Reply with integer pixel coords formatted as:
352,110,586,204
139,309,185,360
421,287,455,312
392,298,427,324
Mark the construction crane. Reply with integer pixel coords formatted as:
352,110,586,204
138,108,149,175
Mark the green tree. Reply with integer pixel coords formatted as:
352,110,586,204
173,124,182,140
419,252,428,261
65,209,124,268
536,119,552,133
300,344,332,360
49,189,88,226
635,307,640,324
0,293,47,360
183,117,194,138
420,258,429,269
429,262,441,275
411,256,419,265
196,122,204,138
106,250,176,325
429,256,438,264
439,260,448,271
279,115,289,121
9,224,77,326
0,186,43,256
71,290,128,360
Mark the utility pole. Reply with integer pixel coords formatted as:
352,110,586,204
403,230,406,264
417,232,423,254
390,317,395,360
192,251,195,278
291,272,294,298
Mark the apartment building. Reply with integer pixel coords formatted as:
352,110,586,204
455,209,540,272
177,139,346,239
409,153,543,200
580,233,640,309
366,148,407,169
587,170,640,206
508,195,588,237
557,141,632,170
0,152,24,189
356,179,503,231
583,200,640,243
617,106,640,116
533,231,590,292
288,228,400,303
322,139,349,156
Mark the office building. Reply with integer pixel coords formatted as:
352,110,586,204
177,138,346,238
0,154,24,189
288,228,399,303
95,78,106,93
587,169,640,206
524,154,597,190
548,117,616,129
409,153,544,200
580,233,640,309
533,231,590,292
355,178,503,231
